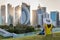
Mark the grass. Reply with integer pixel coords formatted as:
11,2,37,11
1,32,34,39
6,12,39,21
1,33,60,40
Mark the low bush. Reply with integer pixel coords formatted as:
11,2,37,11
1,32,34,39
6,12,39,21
0,24,35,34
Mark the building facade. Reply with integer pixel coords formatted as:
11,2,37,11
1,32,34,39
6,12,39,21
36,5,46,27
50,11,59,27
1,5,6,25
14,5,21,25
21,3,30,25
31,10,38,26
7,4,14,25
0,3,22,26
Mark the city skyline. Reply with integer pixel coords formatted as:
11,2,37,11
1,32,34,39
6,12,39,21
0,0,60,26
0,0,60,20
0,3,59,26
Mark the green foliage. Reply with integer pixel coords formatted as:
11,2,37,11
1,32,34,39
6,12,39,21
25,26,35,33
7,27,14,33
0,25,9,30
0,24,35,34
13,25,35,34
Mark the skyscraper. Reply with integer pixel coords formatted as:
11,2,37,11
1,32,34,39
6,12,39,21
1,4,12,25
31,10,38,26
15,5,21,25
0,6,3,25
1,5,6,25
59,21,60,27
45,12,49,18
8,4,14,25
50,11,59,27
37,5,46,27
21,3,30,25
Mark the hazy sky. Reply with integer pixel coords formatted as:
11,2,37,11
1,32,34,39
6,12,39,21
0,0,60,13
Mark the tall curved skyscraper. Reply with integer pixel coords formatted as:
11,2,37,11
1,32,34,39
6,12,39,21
21,3,30,25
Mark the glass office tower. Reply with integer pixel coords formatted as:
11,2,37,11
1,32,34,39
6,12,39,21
50,11,59,27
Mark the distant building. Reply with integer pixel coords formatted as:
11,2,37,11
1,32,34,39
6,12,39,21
50,11,59,27
14,5,21,25
45,13,49,18
7,4,14,25
59,21,60,27
21,3,30,25
37,5,46,27
1,5,6,25
1,4,14,25
0,7,3,25
31,10,38,26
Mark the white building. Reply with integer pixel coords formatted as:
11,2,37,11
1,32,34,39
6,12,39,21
31,10,38,26
0,3,21,26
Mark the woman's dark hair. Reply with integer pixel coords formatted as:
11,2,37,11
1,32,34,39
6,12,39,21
47,24,51,28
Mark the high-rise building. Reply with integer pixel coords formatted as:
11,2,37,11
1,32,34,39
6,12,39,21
50,11,59,27
0,6,3,25
7,4,14,25
45,13,49,18
37,5,46,27
58,21,60,27
1,4,12,25
15,5,21,25
31,10,38,26
1,5,6,25
21,3,30,25
1,4,15,25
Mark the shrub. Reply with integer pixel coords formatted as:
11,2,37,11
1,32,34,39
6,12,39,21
13,25,35,34
0,25,9,30
25,26,35,33
7,27,14,33
0,24,35,34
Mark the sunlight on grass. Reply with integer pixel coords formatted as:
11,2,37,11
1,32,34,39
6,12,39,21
1,33,60,40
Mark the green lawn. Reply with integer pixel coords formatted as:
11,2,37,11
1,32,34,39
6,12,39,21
1,33,60,40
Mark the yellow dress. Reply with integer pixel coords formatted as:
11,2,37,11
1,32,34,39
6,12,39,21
44,24,52,35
